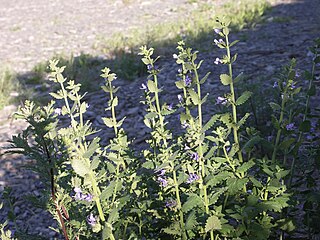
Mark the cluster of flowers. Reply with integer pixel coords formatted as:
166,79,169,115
73,187,93,202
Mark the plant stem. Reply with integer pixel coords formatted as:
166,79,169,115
225,34,243,164
173,170,187,240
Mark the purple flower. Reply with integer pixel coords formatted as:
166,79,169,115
73,187,93,202
140,83,147,91
177,94,183,103
87,213,97,226
155,168,166,176
295,70,301,78
214,58,222,65
147,64,152,71
157,176,168,187
185,75,192,86
273,82,278,88
165,199,177,208
216,96,228,105
182,121,190,129
191,152,199,161
178,68,182,73
214,28,221,34
167,103,173,111
286,123,295,131
214,39,225,46
186,173,200,184
54,108,62,115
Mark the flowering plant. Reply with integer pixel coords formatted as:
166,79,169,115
3,20,320,240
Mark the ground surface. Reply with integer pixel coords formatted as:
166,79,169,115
0,0,319,239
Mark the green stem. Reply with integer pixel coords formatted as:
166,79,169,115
225,34,243,164
173,170,187,240
272,95,286,162
90,173,105,222
109,80,118,137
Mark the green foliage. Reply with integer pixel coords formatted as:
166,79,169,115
3,22,320,240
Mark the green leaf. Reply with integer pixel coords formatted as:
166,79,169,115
108,208,119,224
83,137,100,159
175,80,185,89
145,112,157,119
220,74,232,86
90,156,100,170
205,216,222,232
182,194,204,213
208,188,226,206
278,138,295,151
249,176,263,188
199,72,211,84
185,211,198,230
236,91,252,106
237,159,255,174
100,181,117,201
112,96,118,107
234,72,244,84
102,117,114,128
71,157,90,177
147,80,157,93
227,178,248,194
188,88,200,105
162,222,181,235
299,120,311,132
269,102,281,111
49,92,64,100
141,57,150,65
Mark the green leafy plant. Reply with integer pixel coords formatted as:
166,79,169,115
3,22,319,240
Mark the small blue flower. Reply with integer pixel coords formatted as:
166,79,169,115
167,103,173,111
157,176,168,187
87,213,97,226
165,199,177,208
214,28,221,34
177,94,183,103
191,152,199,161
140,83,147,91
216,96,227,105
54,108,62,115
186,173,200,184
147,64,153,71
184,75,192,86
286,123,295,131
273,82,278,88
73,187,93,202
214,57,222,65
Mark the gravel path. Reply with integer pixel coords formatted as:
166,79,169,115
0,0,319,239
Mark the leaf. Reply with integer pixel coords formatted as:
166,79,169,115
71,157,90,177
249,176,263,188
205,216,222,232
49,92,64,100
299,120,311,132
83,137,100,159
237,159,255,174
202,114,220,132
227,178,248,195
108,208,119,224
145,112,157,119
112,96,118,107
220,74,232,86
185,211,198,230
102,117,114,128
175,80,185,89
182,194,204,213
147,80,157,93
236,91,252,106
162,222,181,235
269,102,281,111
188,88,200,105
90,156,100,170
100,181,117,201
243,136,263,152
199,72,211,84
278,138,295,151
208,188,226,206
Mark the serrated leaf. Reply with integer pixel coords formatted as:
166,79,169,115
90,156,100,170
208,188,226,206
188,88,200,105
220,74,232,86
236,91,252,106
230,40,239,47
185,211,198,230
205,216,222,232
83,137,100,159
100,181,117,201
108,208,119,224
237,159,255,174
182,194,204,213
227,178,248,194
147,80,157,93
71,157,90,177
79,102,87,114
145,112,157,119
